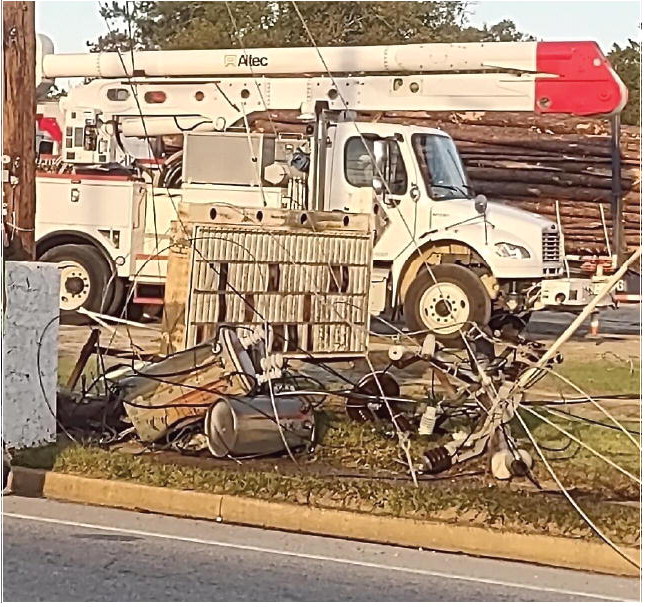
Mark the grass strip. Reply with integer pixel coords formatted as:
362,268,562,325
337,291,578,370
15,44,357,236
13,439,639,548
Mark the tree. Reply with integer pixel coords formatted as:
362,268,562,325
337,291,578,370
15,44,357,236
89,1,532,51
608,39,641,126
459,19,535,43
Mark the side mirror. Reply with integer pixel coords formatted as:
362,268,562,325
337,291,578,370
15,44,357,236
372,139,388,196
373,139,387,174
474,194,488,214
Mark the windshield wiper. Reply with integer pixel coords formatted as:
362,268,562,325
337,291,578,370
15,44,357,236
430,183,470,198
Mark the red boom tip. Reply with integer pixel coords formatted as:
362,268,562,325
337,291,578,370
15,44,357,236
535,41,627,116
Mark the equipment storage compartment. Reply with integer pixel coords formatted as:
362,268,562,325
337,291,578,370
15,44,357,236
182,132,276,187
35,174,145,278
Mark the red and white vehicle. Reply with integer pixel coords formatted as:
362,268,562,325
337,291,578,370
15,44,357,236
34,36,626,337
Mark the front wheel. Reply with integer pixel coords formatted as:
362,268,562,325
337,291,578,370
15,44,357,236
40,244,114,324
403,264,492,347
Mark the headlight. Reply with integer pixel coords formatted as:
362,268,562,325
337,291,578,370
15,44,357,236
495,242,530,259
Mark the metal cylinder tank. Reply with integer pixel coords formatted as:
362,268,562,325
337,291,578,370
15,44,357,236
204,395,315,458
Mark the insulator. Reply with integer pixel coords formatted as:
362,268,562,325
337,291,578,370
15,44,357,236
423,446,452,474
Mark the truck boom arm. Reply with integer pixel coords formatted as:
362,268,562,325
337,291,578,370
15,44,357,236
41,38,626,117
43,40,544,77
63,71,586,139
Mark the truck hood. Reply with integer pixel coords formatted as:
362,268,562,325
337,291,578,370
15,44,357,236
432,198,557,232
486,200,558,231
424,196,562,279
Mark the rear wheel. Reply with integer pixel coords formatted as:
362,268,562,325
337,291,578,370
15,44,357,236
40,244,113,325
403,264,491,347
106,276,126,317
2,454,10,491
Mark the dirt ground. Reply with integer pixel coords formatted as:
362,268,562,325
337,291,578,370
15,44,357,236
58,305,641,368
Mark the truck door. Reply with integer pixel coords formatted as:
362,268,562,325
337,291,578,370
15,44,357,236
328,128,407,214
328,125,421,262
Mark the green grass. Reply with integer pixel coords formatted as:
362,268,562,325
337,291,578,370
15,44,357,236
536,359,641,396
13,410,640,547
518,409,640,501
43,444,641,545
39,354,640,547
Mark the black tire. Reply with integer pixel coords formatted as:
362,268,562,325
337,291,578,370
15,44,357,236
106,276,127,317
40,244,113,325
154,150,183,188
403,263,492,347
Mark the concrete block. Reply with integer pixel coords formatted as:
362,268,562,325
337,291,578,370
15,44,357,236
3,261,60,448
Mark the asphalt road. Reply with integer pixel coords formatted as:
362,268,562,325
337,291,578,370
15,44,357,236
528,304,641,337
2,496,639,602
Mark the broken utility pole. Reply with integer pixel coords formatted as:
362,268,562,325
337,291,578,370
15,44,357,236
3,1,36,260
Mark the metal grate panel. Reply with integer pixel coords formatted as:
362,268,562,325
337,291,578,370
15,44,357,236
184,209,372,358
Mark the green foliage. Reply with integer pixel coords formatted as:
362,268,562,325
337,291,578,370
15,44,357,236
459,18,535,42
608,39,641,126
89,1,533,51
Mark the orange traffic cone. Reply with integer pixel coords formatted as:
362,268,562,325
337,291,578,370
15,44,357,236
589,311,600,337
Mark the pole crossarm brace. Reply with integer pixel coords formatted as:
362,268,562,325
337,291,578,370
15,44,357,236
440,246,642,467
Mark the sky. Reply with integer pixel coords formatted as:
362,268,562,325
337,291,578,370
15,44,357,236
36,0,641,55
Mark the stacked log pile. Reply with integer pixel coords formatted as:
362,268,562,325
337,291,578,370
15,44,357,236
249,110,641,256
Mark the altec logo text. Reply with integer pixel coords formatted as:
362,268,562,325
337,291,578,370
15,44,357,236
224,54,269,68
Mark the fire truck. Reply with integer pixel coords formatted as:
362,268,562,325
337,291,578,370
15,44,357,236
34,35,626,342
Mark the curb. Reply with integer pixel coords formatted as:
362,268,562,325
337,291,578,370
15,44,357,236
9,467,640,577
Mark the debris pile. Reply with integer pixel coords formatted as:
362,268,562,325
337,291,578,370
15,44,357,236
55,321,555,482
58,326,316,459
55,247,639,484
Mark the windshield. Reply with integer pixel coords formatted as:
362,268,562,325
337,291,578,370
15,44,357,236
412,134,470,200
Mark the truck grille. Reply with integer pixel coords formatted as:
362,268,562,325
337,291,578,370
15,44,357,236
542,230,560,264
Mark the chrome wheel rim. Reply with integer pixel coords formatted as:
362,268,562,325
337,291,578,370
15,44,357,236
418,281,470,335
58,261,91,311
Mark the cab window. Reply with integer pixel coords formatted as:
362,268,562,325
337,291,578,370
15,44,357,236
344,136,407,195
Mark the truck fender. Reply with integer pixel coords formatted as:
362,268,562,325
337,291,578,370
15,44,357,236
391,237,493,306
36,230,117,277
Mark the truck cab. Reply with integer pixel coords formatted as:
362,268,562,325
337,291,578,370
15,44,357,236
324,120,564,342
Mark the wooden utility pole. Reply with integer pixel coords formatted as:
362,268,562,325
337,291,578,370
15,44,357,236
3,1,36,260
610,113,625,266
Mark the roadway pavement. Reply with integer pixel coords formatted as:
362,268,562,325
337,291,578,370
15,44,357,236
527,304,641,337
3,496,640,602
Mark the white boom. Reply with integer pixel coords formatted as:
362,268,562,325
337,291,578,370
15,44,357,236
61,73,555,140
38,36,626,117
42,41,540,78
